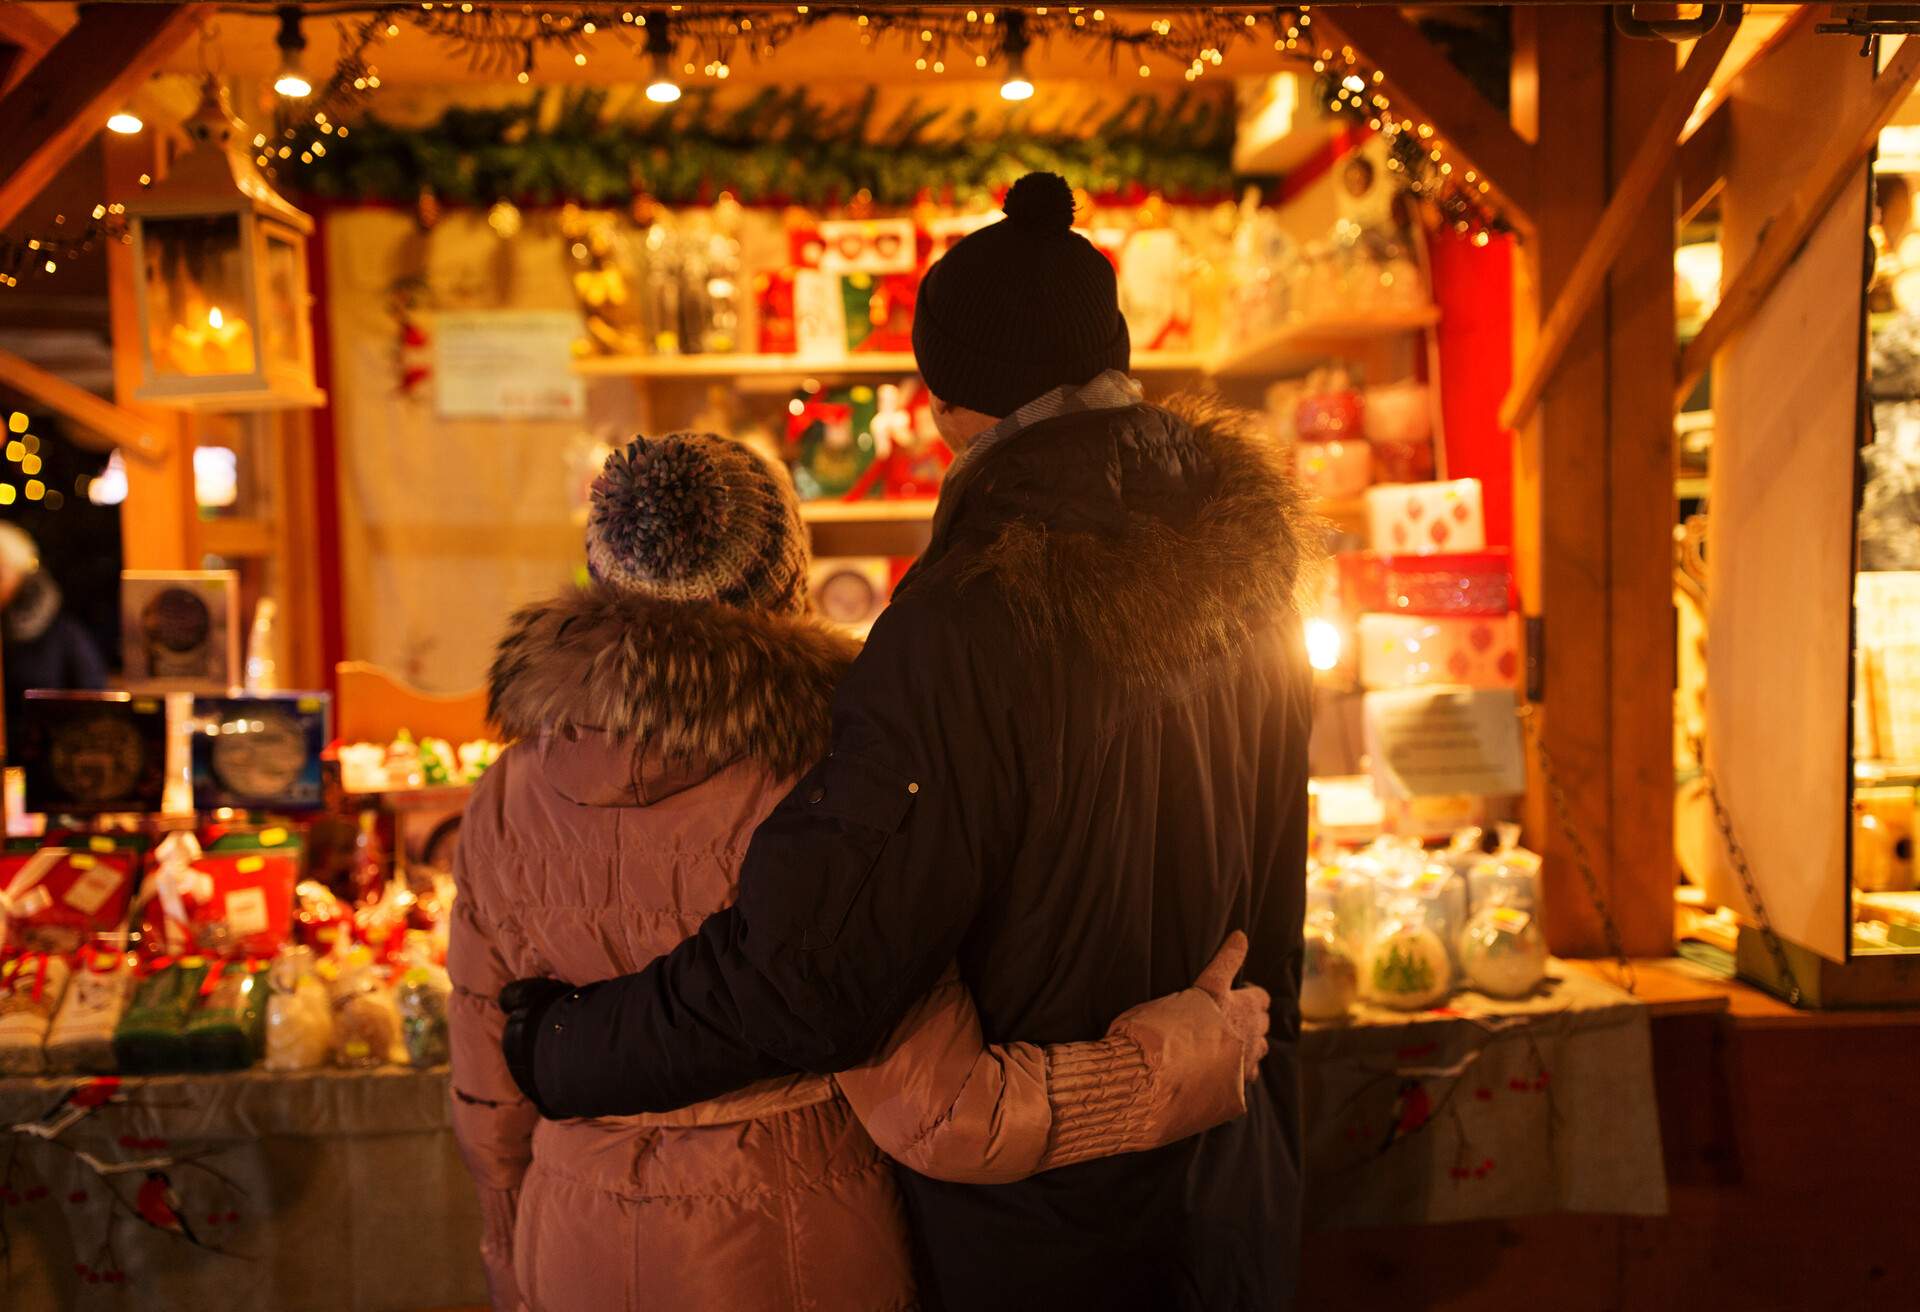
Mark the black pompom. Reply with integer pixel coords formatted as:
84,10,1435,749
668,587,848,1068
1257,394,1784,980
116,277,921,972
1002,171,1076,233
591,434,730,580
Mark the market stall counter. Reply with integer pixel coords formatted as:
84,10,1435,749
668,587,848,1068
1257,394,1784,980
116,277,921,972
0,971,1663,1312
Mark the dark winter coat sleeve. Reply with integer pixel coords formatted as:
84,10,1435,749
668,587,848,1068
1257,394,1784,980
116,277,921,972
526,589,1022,1118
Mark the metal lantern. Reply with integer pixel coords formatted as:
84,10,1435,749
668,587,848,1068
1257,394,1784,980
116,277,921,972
127,81,323,411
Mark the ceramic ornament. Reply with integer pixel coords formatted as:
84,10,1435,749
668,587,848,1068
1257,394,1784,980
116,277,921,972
1364,921,1451,1011
1460,905,1549,998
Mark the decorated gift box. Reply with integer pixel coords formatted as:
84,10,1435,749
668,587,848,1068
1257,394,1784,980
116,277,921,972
1357,612,1524,690
1365,478,1486,553
0,844,139,956
1338,548,1516,617
138,833,299,961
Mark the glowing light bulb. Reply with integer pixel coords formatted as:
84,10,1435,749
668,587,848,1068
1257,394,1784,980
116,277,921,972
107,108,144,135
1305,619,1342,672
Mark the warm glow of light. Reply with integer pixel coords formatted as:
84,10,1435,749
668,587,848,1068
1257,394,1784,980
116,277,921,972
1306,619,1342,672
274,70,313,99
1000,74,1034,101
88,451,128,506
646,77,683,103
208,306,225,330
107,109,144,135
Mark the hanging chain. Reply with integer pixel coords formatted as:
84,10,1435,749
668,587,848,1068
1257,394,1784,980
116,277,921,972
1700,771,1803,1007
1517,706,1637,995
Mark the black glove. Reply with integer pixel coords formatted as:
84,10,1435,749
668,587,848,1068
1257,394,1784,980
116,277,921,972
499,977,573,1118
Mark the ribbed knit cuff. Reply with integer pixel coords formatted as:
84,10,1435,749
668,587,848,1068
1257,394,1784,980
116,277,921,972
1040,1034,1153,1169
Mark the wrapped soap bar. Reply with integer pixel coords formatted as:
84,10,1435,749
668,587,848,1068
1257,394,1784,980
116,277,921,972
327,950,404,1069
264,946,334,1072
1338,549,1515,617
185,958,271,1071
1365,479,1486,553
0,952,72,1075
45,949,135,1073
1357,613,1523,690
113,957,212,1074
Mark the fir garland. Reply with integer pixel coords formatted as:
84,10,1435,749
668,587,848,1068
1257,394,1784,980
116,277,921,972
284,86,1235,209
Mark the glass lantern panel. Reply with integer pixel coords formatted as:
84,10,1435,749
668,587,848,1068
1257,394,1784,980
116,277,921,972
260,227,305,374
142,213,257,378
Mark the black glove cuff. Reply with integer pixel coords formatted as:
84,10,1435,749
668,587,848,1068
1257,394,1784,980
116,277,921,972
499,977,572,1118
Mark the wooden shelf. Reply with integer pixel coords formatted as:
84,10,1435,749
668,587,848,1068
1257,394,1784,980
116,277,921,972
574,349,1210,380
800,494,1365,556
1208,310,1441,379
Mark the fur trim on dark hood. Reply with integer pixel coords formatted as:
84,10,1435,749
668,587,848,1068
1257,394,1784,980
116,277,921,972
3,572,62,645
487,587,859,778
956,390,1316,688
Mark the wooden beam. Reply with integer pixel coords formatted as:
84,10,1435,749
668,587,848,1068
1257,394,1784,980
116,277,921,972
1678,99,1730,225
1676,35,1920,408
0,345,169,461
1315,5,1538,231
1500,16,1737,433
0,3,205,231
1678,6,1821,228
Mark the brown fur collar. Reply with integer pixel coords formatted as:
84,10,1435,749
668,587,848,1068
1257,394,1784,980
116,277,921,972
487,587,859,778
960,390,1316,687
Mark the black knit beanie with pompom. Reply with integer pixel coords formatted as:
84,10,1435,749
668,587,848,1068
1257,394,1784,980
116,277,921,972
911,171,1131,418
586,432,809,614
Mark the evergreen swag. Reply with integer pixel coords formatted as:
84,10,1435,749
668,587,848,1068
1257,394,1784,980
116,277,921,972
287,85,1235,209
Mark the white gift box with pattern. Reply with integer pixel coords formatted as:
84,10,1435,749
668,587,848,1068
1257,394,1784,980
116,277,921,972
1365,478,1486,553
1357,612,1524,690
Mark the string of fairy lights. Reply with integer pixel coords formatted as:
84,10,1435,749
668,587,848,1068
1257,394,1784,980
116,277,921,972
1,4,1510,292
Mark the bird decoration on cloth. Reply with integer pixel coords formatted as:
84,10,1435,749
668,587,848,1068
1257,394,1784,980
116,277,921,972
134,1170,203,1247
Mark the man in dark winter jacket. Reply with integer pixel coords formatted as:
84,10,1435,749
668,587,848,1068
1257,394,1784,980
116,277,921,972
501,171,1313,1310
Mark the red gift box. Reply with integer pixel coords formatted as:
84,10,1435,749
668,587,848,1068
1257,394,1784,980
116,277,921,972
139,850,296,960
0,847,136,955
1338,549,1516,617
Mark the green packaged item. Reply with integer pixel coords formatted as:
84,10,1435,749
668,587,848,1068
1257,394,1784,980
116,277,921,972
185,959,271,1071
112,958,211,1074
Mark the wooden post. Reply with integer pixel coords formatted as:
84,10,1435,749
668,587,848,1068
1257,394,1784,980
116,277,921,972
1509,8,1678,957
1516,7,1615,957
1607,27,1683,958
104,131,196,571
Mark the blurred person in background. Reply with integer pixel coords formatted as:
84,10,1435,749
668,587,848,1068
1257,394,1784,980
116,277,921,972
0,520,107,729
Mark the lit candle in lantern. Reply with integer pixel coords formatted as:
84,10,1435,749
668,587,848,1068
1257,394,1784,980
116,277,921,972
167,301,255,375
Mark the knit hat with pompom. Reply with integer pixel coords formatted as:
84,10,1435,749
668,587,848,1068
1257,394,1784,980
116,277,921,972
911,170,1130,418
587,432,810,614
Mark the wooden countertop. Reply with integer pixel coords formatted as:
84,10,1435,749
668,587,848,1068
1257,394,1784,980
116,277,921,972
1561,956,1920,1027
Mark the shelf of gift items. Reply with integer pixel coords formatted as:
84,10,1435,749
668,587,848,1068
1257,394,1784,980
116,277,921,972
569,310,1443,383
797,493,1368,541
571,349,1213,379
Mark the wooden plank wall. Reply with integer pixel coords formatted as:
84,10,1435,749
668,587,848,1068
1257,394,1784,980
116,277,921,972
1699,24,1868,961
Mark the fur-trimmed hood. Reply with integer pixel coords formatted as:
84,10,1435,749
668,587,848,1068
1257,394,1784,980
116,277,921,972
3,571,62,645
941,390,1315,687
487,588,859,780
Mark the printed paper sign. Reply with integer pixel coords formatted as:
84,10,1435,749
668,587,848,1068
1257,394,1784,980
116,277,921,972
434,310,585,420
1363,686,1526,799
